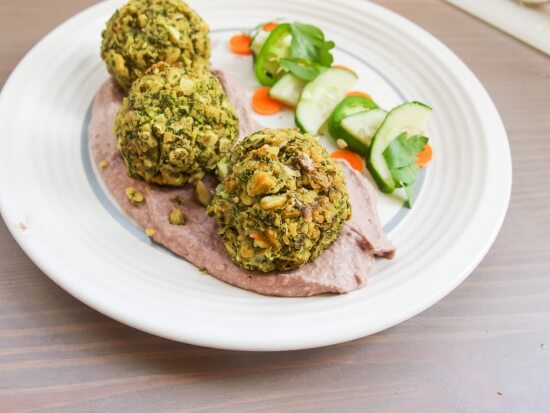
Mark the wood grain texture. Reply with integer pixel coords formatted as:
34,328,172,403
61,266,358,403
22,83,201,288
1,0,549,412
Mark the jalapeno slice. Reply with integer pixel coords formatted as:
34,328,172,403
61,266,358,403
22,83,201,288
254,23,292,86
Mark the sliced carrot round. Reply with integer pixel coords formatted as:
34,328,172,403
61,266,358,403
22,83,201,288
263,22,278,31
229,34,253,55
346,90,373,100
252,87,285,115
333,64,355,73
331,150,365,172
416,144,433,167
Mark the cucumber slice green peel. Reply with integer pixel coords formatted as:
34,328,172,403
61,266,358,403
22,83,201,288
295,68,357,134
328,95,379,156
368,101,431,200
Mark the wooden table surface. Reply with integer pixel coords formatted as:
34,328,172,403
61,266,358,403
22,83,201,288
1,0,549,411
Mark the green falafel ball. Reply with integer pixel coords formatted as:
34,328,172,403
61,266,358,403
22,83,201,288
208,128,352,272
101,0,210,90
115,63,239,186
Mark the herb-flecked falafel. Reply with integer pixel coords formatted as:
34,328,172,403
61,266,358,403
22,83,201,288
115,63,239,186
101,0,210,90
208,128,352,272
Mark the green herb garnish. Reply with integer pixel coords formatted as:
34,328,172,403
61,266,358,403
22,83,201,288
383,132,429,208
280,22,334,81
280,59,321,80
289,22,335,66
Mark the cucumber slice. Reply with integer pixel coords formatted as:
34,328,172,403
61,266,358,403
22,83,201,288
368,101,432,193
295,68,357,134
328,95,378,155
269,73,306,107
340,108,387,153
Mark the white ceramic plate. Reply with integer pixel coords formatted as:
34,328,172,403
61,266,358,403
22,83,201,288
0,0,511,351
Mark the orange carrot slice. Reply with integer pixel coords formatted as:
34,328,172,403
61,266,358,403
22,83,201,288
333,64,355,73
252,87,285,115
331,150,365,171
346,90,373,100
263,22,278,31
229,34,253,55
416,144,432,167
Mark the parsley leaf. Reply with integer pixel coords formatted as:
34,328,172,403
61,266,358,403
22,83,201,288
289,22,335,67
391,164,418,186
280,59,321,80
383,133,428,208
403,183,416,209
